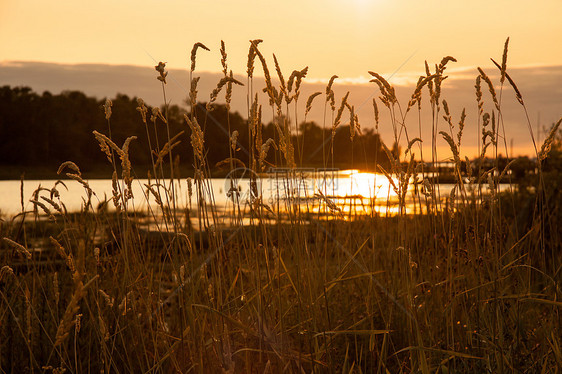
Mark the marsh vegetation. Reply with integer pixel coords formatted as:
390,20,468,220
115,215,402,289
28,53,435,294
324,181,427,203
1,39,561,373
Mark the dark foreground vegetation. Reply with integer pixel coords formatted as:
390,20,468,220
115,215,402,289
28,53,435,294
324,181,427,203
1,39,561,373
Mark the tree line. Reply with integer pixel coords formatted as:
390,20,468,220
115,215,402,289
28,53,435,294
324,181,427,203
0,86,392,179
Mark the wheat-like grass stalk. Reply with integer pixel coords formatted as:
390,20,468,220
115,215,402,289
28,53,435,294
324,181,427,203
111,171,121,210
120,136,137,196
93,131,117,163
500,37,509,84
440,131,461,166
304,91,321,118
273,54,287,96
372,98,380,131
50,236,78,281
155,61,168,84
437,56,457,73
29,199,55,220
98,289,114,308
54,275,98,347
368,71,397,105
457,109,466,147
154,131,184,168
53,271,60,304
189,77,201,109
251,42,276,103
331,92,349,141
259,138,277,171
184,114,205,165
40,196,63,214
246,39,262,78
405,137,422,156
408,74,438,111
477,67,500,111
314,190,342,215
220,40,228,76
2,238,32,259
442,99,452,129
490,58,523,106
273,120,295,168
57,161,81,176
145,182,164,207
66,174,94,204
190,42,210,72
228,130,239,153
0,266,14,282
538,118,562,161
103,98,112,120
345,103,356,140
475,75,484,115
424,61,435,101
207,76,243,111
225,70,235,110
136,97,148,122
288,66,308,102
325,75,338,111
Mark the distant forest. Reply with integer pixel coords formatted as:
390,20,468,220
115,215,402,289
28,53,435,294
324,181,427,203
0,86,392,179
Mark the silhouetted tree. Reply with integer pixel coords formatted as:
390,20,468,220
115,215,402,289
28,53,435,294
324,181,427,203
0,86,392,178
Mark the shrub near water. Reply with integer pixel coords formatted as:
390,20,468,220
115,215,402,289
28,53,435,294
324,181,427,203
1,39,561,373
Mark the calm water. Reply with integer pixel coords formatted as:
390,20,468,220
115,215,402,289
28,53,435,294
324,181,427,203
0,170,504,218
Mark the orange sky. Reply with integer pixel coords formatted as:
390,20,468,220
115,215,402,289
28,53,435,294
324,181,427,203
1,0,561,158
1,0,561,80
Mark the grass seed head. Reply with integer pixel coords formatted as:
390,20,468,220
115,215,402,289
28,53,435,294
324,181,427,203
332,92,350,137
189,77,200,108
273,54,287,94
475,75,484,114
372,98,380,129
247,39,263,78
305,92,322,117
184,114,205,164
230,130,239,152
0,265,15,282
136,98,148,123
500,37,509,84
220,40,228,76
2,238,32,259
103,99,112,120
190,42,210,71
57,161,81,176
491,58,524,105
326,75,338,110
477,67,499,111
155,61,168,84
539,118,562,161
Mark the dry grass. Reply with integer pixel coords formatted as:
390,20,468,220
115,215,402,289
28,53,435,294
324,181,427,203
0,39,561,373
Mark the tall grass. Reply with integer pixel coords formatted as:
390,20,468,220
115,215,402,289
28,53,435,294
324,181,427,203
1,39,561,373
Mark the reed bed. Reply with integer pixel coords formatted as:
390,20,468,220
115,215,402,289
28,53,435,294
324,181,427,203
1,39,561,373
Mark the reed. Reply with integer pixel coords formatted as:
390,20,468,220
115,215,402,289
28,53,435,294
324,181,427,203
0,38,561,373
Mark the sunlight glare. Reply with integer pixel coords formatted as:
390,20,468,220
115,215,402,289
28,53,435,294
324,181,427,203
339,171,398,199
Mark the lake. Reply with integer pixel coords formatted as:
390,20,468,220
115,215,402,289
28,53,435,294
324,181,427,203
0,169,504,219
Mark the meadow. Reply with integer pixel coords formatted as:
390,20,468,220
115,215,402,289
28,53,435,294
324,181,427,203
1,39,561,373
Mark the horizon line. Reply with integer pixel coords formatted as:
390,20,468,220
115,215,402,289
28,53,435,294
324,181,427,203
3,59,562,88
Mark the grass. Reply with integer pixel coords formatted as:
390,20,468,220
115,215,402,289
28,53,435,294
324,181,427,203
1,38,561,373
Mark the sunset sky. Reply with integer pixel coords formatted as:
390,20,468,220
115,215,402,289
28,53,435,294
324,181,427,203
1,0,561,157
2,0,561,78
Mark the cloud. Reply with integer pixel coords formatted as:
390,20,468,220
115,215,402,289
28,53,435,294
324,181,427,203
1,60,561,157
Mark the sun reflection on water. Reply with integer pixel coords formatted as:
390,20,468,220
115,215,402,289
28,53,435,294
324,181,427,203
300,169,404,217
340,170,399,200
